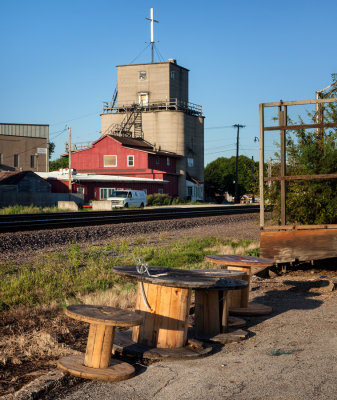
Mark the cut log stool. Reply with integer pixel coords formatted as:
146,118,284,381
204,255,274,316
57,305,142,381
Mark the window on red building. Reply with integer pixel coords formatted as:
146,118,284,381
127,155,134,167
77,187,85,195
104,155,117,167
166,157,170,166
100,188,116,199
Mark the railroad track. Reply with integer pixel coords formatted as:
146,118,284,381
0,205,259,233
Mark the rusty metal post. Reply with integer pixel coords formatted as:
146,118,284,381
259,103,265,228
279,106,287,225
68,126,72,192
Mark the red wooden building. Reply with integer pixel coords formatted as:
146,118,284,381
43,135,180,203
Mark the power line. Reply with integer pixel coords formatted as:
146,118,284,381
205,143,236,150
50,126,68,139
205,148,236,155
205,125,234,130
50,112,100,127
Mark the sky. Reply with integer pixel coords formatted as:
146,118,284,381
0,0,336,166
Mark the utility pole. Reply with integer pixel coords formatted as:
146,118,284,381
68,126,72,193
233,124,245,203
251,156,255,203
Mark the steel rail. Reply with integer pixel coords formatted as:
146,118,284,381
0,205,259,233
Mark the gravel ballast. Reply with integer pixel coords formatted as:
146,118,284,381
0,214,260,260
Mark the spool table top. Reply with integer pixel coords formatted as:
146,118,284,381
113,265,248,290
65,305,143,327
204,254,274,268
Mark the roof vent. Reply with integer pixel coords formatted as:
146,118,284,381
168,58,176,64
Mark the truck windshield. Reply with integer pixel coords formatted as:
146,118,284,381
109,191,129,198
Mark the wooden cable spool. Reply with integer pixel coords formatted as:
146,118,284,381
204,255,274,316
114,265,248,348
57,305,142,381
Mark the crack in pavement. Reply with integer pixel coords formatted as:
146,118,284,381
151,365,178,398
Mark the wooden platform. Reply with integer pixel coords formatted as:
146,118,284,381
113,330,213,361
260,229,337,263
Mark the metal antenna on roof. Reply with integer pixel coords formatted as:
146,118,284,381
145,8,159,63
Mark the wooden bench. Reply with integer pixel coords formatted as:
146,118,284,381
57,305,142,381
204,255,274,316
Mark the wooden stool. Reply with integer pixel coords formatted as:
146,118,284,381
57,305,142,381
204,255,274,316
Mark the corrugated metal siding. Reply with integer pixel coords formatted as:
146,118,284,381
0,124,49,139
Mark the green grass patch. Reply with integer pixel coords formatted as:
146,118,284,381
0,205,68,215
0,237,259,310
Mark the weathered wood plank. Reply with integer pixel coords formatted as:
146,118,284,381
262,224,337,231
264,122,337,131
262,98,337,107
264,173,337,181
260,229,337,263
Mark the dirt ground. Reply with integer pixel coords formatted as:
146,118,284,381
47,269,337,400
1,216,337,399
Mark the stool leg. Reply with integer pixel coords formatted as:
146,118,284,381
84,324,115,369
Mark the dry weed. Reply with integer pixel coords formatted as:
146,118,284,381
0,330,77,367
76,286,136,310
205,241,259,256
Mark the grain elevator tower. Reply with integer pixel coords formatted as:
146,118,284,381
100,59,204,201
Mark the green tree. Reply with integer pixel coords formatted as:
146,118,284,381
265,75,337,224
205,155,258,198
49,156,69,171
48,142,55,160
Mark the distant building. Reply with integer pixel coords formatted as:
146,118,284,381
0,123,49,172
0,171,51,192
44,135,179,203
100,59,204,201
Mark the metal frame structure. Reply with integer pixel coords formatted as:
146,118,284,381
259,98,337,230
102,98,203,117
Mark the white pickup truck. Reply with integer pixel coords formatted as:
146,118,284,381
107,190,147,208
